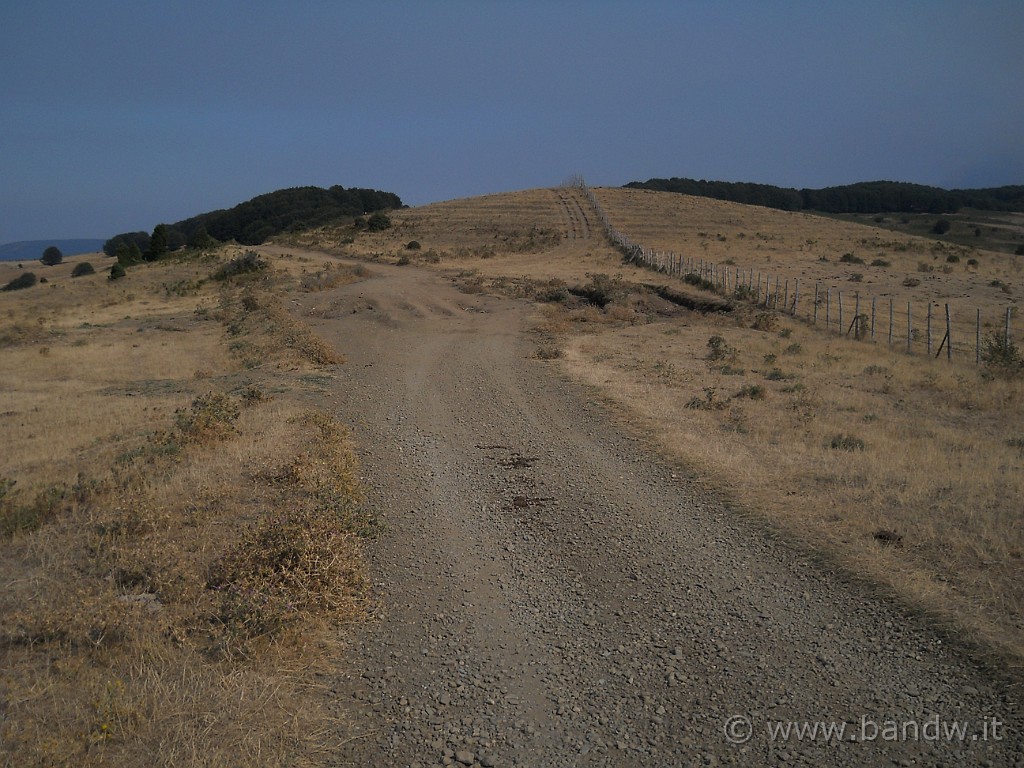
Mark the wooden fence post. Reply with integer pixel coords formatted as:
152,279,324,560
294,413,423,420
907,302,912,354
838,291,844,335
927,303,933,356
826,288,831,331
946,304,952,361
871,296,877,339
793,279,799,316
976,308,981,365
888,299,894,346
813,283,819,325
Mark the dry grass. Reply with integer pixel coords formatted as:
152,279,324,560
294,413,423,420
1,247,368,766
324,184,1024,671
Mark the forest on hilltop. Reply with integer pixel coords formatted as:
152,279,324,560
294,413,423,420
624,178,1024,215
104,185,402,257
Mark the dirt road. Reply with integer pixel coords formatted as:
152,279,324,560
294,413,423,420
284,255,1021,767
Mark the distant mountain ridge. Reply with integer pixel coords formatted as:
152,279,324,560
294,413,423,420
624,178,1024,214
0,239,106,262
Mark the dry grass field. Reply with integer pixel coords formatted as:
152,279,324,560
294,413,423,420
0,248,373,766
3,184,1023,764
290,185,1024,672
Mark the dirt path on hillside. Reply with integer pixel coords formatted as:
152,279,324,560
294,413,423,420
271,251,1022,767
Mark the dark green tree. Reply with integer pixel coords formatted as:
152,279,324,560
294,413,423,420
145,224,170,261
109,263,126,281
71,262,96,277
40,246,63,266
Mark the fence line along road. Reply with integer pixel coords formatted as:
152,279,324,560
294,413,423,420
569,178,1017,366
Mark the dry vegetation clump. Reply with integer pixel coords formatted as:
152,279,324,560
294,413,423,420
1,246,371,766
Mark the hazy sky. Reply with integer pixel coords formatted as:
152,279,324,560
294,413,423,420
2,1,1022,243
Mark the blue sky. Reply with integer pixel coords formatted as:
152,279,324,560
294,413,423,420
2,1,1022,243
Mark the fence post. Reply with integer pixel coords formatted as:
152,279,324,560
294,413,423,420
946,304,952,361
793,279,800,316
826,287,831,331
976,308,981,365
838,290,844,335
853,293,861,338
783,279,789,312
888,299,894,346
1006,307,1012,348
927,304,933,356
871,296,877,339
813,284,819,324
907,302,912,354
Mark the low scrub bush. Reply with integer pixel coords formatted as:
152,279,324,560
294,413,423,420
751,312,778,332
174,392,241,444
71,262,96,277
981,332,1023,376
706,335,737,362
830,433,866,451
213,251,267,281
2,272,37,291
839,252,865,264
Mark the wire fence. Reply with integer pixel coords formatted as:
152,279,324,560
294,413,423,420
571,178,1018,365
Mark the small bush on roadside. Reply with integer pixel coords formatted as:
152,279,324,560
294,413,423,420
752,312,778,332
871,258,891,267
405,240,421,250
109,263,126,281
839,252,865,264
174,392,241,444
71,262,96,277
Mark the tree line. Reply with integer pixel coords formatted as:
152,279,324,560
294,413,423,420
103,185,403,260
623,178,1024,215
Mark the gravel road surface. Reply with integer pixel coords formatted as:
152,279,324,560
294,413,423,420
286,256,1022,767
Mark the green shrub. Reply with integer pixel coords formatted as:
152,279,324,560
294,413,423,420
751,312,778,332
109,263,126,281
830,434,866,451
213,251,267,281
931,218,951,235
706,335,736,361
366,212,391,231
405,240,421,250
71,262,96,277
839,252,865,264
946,254,960,263
2,272,37,291
981,332,1023,376
870,258,890,267
734,384,766,400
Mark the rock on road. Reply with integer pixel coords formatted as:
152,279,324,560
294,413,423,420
283,254,1022,767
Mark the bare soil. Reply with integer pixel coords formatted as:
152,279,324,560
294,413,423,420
267,248,1024,767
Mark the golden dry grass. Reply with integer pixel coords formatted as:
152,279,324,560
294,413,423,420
1,248,370,766
320,184,1024,671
